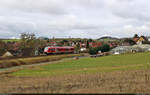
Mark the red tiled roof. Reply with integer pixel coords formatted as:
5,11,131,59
90,42,102,47
133,37,139,42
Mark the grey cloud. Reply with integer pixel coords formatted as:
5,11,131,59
0,0,150,39
107,0,150,21
0,0,68,15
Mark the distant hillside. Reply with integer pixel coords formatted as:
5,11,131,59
97,36,119,42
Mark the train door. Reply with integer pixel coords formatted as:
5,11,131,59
55,48,59,54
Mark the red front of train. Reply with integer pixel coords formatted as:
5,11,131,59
44,46,75,55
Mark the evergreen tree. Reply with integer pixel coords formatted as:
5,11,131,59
86,41,89,49
133,34,139,38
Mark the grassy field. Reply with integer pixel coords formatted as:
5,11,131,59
1,39,20,42
1,52,150,93
11,52,150,77
0,54,84,68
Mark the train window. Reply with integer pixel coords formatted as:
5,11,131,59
50,48,55,51
59,48,63,51
44,47,49,51
71,48,74,50
58,48,63,51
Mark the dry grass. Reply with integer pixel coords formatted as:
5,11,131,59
0,70,150,93
0,54,84,68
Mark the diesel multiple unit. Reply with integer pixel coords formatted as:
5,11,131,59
44,46,75,55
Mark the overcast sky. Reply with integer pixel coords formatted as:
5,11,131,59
0,0,150,39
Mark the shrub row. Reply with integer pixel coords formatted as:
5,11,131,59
0,54,84,68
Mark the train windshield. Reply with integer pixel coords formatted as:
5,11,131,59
44,47,49,51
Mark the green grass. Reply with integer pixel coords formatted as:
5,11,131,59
1,39,20,42
11,52,150,77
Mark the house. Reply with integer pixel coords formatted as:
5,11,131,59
89,42,102,48
80,42,86,48
21,48,34,56
109,42,118,48
133,36,148,45
148,37,150,41
121,42,131,46
2,51,13,58
133,37,139,42
48,42,57,46
12,42,21,51
136,36,148,45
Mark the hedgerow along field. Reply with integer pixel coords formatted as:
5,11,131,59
0,54,84,68
1,52,150,93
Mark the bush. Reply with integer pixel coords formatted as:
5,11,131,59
100,44,110,52
0,49,6,56
88,44,110,55
89,47,98,55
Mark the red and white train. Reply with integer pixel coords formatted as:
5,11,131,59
44,46,75,55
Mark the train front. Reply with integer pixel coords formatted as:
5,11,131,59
44,46,50,55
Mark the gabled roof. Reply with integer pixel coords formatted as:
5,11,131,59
133,36,148,42
140,36,148,41
2,51,13,57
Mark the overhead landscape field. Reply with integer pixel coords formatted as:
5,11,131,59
0,52,150,93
